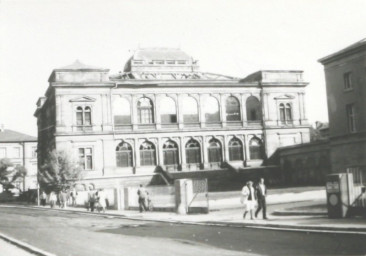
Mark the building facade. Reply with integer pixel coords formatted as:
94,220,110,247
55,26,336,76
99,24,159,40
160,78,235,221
0,126,38,191
35,48,310,188
319,39,366,173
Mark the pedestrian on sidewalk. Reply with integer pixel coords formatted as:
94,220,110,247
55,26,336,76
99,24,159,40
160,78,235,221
49,191,57,208
137,184,148,213
255,178,268,219
241,181,256,220
40,191,47,206
70,189,78,206
59,189,68,209
88,189,96,212
95,189,106,213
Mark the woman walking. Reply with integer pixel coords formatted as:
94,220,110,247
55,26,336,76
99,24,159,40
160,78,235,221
241,181,257,220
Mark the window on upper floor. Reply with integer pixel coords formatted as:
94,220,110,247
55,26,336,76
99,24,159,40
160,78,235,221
228,138,243,161
185,139,201,164
182,96,199,123
226,96,241,121
163,140,179,166
208,138,222,163
113,97,131,125
137,97,154,124
76,106,92,130
246,96,261,121
139,141,156,166
78,147,93,170
160,96,177,124
116,142,133,167
344,72,353,90
204,96,220,123
279,103,292,123
346,104,357,133
0,147,6,158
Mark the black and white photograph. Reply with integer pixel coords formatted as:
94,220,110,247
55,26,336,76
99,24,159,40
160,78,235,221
0,0,365,255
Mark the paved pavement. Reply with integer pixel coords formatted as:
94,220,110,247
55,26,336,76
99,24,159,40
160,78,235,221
0,238,35,256
1,206,365,256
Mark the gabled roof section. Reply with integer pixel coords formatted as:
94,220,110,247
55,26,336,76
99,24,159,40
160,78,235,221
319,38,366,64
0,129,37,143
55,60,108,71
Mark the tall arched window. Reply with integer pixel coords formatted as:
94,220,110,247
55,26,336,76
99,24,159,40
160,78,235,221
208,138,222,163
116,141,133,167
137,97,154,124
160,97,177,124
279,103,292,122
249,137,263,160
226,96,241,121
246,96,261,121
182,96,199,123
228,138,243,161
76,106,92,131
185,139,201,164
139,141,156,166
163,140,179,166
113,97,131,125
204,96,220,122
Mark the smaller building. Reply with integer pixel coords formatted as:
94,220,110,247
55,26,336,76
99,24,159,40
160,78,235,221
0,126,38,191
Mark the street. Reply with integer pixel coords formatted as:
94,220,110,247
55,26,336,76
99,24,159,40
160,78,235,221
0,206,365,256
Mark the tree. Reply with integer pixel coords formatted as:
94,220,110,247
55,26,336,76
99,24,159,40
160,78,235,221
38,150,83,192
0,158,27,190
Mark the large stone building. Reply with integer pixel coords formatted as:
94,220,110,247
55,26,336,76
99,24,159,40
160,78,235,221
319,39,366,174
0,126,38,191
34,48,310,189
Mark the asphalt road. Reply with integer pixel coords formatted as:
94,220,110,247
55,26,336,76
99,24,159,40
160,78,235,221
0,206,365,256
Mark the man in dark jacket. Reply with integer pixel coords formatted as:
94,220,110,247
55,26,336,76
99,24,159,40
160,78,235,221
255,178,268,219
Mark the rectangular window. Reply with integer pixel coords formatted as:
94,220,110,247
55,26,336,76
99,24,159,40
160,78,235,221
344,72,353,90
0,148,6,158
154,61,164,65
166,60,175,65
177,61,186,64
79,147,93,170
13,147,20,158
346,104,357,133
32,147,37,158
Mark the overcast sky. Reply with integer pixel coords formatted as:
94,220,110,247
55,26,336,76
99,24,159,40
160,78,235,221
1,0,365,136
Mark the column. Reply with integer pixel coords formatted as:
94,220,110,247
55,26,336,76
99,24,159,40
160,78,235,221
220,94,226,127
241,94,248,126
180,137,186,170
178,95,184,129
157,137,164,166
55,95,62,126
244,135,250,162
202,136,209,169
199,94,205,128
223,135,229,162
155,94,161,129
132,95,139,130
133,138,140,174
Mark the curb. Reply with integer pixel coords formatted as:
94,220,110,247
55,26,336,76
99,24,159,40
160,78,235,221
2,204,366,235
0,232,56,256
272,211,327,216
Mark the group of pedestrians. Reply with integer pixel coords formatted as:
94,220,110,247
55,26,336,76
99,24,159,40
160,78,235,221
39,189,79,209
87,189,107,213
241,177,268,220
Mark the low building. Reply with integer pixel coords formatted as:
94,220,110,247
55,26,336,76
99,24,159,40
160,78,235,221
34,48,311,189
0,125,38,191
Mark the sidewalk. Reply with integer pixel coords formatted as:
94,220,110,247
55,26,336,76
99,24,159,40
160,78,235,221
0,238,34,256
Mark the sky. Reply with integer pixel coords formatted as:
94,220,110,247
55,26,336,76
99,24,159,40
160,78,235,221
0,0,365,136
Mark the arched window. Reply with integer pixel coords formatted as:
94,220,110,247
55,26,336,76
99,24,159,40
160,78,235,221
204,96,220,122
139,141,156,166
113,97,131,125
160,97,177,124
116,142,133,167
137,97,154,124
208,138,222,163
76,106,92,130
185,139,201,164
182,96,199,123
163,140,179,166
226,96,241,121
246,96,261,121
279,103,292,122
249,137,263,160
228,138,243,161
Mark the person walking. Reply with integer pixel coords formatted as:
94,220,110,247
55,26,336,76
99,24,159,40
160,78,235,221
255,178,268,219
40,191,47,206
59,190,68,209
49,191,57,208
88,189,96,212
137,184,148,213
70,189,78,206
96,189,106,213
241,181,257,220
